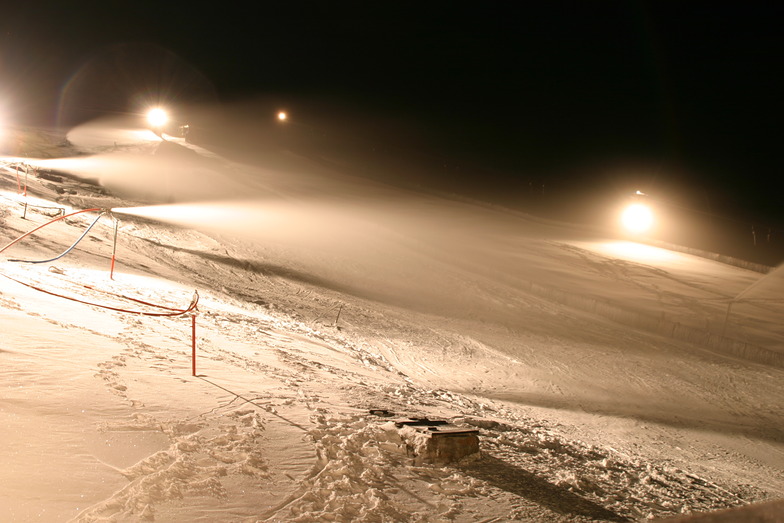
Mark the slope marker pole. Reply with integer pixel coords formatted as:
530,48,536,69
109,216,119,280
191,314,197,376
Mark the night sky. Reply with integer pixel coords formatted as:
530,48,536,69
2,2,783,259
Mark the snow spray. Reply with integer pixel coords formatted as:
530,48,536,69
722,262,784,335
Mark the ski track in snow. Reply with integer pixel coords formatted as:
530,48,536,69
1,126,783,522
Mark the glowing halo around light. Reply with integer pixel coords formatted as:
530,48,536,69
621,203,654,234
147,108,168,127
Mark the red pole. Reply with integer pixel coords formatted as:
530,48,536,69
191,314,197,376
109,217,119,280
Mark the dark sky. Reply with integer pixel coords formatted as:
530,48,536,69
2,2,783,243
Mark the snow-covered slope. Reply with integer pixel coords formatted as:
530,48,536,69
1,122,782,522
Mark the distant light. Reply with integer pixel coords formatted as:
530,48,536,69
621,203,654,234
277,111,287,122
636,190,646,196
147,108,168,128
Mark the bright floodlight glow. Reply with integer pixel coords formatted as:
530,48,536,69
621,203,654,234
147,108,168,127
277,111,287,121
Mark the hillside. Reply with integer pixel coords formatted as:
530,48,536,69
1,121,783,522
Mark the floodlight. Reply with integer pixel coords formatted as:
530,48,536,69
621,203,654,234
147,108,168,128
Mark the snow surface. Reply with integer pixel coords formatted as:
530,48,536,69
1,121,783,522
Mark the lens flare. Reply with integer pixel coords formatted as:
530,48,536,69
621,203,653,234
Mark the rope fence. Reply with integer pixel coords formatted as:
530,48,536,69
1,203,203,375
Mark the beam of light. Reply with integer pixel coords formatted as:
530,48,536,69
621,203,654,234
2,155,109,190
108,200,383,251
147,108,168,128
16,156,105,173
111,203,261,225
66,125,163,148
14,152,246,204
0,156,32,165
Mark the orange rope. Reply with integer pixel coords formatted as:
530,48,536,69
74,281,187,311
0,271,198,317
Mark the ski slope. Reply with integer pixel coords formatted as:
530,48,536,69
1,121,782,521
